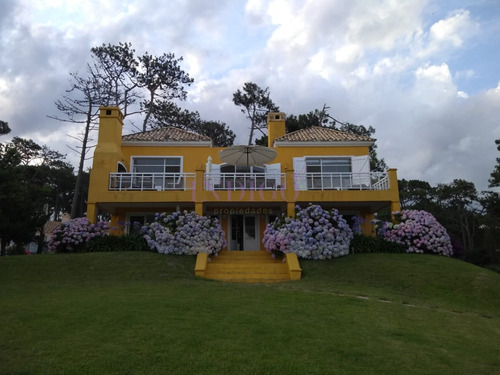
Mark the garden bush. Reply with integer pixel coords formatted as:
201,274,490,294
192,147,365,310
263,204,353,260
84,233,150,253
378,210,453,256
141,211,226,255
48,217,109,253
349,234,407,254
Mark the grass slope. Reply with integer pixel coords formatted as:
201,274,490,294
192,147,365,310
0,252,499,375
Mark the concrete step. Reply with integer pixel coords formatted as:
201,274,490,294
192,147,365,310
196,250,300,283
206,262,288,272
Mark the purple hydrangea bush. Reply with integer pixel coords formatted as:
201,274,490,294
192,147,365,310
378,210,453,256
141,211,226,255
48,217,110,253
263,204,353,260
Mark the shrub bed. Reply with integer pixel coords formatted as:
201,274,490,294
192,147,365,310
263,204,353,260
378,210,453,256
84,234,150,253
349,234,407,254
141,211,226,255
48,218,109,253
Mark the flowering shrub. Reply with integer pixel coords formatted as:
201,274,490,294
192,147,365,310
263,204,353,260
48,217,110,253
378,210,453,256
141,211,226,255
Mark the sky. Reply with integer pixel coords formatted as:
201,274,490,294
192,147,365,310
1,0,499,191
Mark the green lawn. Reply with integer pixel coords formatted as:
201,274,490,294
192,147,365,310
1,252,499,375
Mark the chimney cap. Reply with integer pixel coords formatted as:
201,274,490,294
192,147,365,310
267,112,286,121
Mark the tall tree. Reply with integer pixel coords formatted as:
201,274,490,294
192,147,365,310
151,102,235,147
398,179,437,211
52,42,195,217
0,138,71,255
191,120,236,147
489,139,500,187
90,42,140,116
137,52,193,131
49,69,109,218
0,120,10,136
435,179,482,254
233,82,279,145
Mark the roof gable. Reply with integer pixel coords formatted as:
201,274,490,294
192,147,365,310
274,126,375,144
122,127,211,143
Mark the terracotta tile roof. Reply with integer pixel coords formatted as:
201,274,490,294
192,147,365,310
275,126,375,143
122,127,212,142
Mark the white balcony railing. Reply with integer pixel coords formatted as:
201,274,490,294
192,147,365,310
204,173,286,191
294,172,389,191
109,173,196,191
109,172,389,192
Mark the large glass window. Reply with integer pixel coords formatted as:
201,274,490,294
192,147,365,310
131,157,182,189
306,157,351,189
132,157,181,174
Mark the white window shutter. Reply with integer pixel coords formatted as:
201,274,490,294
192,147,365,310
211,164,221,185
293,157,307,191
352,155,370,186
206,163,221,187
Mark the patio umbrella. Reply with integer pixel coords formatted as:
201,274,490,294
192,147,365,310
219,145,277,166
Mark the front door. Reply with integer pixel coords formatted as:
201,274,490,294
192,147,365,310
229,215,258,250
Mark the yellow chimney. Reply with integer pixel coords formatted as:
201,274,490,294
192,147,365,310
92,106,124,170
97,107,123,145
267,112,286,147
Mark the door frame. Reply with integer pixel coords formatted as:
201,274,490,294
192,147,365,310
228,214,260,251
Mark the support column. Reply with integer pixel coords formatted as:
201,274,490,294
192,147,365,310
390,200,401,214
194,166,204,216
86,203,97,224
285,165,297,218
110,213,125,236
361,213,375,236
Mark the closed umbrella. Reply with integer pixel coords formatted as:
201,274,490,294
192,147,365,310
219,145,277,166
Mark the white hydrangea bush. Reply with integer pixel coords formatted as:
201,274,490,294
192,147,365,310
263,204,353,260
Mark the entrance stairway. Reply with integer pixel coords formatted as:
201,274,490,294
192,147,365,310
195,250,301,283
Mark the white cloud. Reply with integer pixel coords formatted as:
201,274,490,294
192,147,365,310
0,0,499,192
430,9,476,47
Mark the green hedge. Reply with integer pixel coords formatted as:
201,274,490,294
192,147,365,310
349,234,407,254
83,234,151,253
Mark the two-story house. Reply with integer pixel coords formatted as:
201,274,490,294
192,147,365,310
87,107,400,252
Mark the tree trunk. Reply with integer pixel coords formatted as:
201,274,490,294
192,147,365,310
1,238,6,256
70,108,92,218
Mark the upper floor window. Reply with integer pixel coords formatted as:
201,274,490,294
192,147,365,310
293,155,370,190
306,158,351,174
132,157,181,174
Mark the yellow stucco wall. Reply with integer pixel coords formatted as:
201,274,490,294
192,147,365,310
87,107,400,238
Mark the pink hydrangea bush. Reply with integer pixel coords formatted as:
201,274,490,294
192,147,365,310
141,211,226,255
263,204,353,260
48,217,110,253
378,210,453,256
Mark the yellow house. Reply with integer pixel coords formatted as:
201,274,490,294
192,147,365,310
87,107,400,252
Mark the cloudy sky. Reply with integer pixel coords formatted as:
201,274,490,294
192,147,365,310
1,0,499,191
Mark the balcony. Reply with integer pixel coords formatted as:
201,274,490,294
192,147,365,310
204,173,286,191
108,171,390,192
109,172,196,191
294,172,389,191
